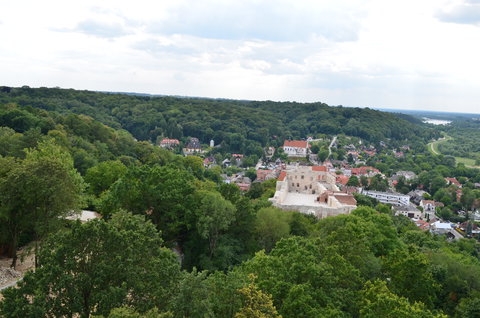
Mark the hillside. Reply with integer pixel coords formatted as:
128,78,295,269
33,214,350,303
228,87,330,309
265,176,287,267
0,86,439,156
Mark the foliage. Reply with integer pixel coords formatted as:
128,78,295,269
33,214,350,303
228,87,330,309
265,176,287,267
360,280,446,318
235,274,282,318
0,212,180,318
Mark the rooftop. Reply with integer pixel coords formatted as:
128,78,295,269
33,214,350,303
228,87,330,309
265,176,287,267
283,140,308,148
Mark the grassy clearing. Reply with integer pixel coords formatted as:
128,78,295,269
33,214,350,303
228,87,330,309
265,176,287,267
428,135,480,168
455,157,480,168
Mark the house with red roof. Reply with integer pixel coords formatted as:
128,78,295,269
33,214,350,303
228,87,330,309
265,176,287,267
445,177,462,188
256,169,278,182
282,140,310,157
159,138,180,149
336,175,350,187
351,166,381,177
415,219,430,231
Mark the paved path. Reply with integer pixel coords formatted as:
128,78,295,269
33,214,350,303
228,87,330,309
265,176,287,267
428,135,451,156
327,136,337,159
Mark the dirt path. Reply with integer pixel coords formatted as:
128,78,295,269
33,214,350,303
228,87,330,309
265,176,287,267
0,249,35,295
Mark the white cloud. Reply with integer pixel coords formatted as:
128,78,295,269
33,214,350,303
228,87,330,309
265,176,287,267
0,0,479,113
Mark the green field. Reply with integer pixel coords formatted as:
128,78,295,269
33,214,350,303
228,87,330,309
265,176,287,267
428,135,480,168
455,156,480,168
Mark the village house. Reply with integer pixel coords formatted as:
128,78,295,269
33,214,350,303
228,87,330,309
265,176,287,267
203,157,216,167
393,151,405,158
159,138,180,149
394,204,424,219
431,221,453,235
282,140,310,157
269,166,357,218
392,170,417,181
183,137,203,155
415,219,430,231
408,190,429,205
351,166,381,177
265,147,275,158
256,169,278,182
345,144,356,151
420,200,436,213
445,177,462,188
335,175,350,187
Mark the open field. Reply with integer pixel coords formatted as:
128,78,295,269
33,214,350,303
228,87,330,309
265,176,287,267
455,157,480,168
428,135,480,168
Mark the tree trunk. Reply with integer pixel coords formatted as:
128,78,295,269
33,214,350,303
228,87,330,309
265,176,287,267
10,230,18,269
34,236,39,269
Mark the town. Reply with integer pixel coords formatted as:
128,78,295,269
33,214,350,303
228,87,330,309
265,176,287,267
159,134,480,241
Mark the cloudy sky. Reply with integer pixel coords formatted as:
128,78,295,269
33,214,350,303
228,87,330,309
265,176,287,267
1,0,480,113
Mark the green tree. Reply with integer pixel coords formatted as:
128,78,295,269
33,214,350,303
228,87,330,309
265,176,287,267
168,270,213,318
254,207,291,252
347,175,360,187
383,246,439,308
0,212,180,318
85,160,127,197
318,149,329,162
1,140,85,267
455,294,480,318
0,157,27,268
360,280,446,318
100,164,195,242
235,274,282,318
102,307,173,318
195,191,236,258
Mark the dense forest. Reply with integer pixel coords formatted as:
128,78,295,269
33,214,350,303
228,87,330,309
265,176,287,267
0,86,439,156
1,87,480,317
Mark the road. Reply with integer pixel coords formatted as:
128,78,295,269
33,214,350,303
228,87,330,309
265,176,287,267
327,136,337,160
429,137,445,155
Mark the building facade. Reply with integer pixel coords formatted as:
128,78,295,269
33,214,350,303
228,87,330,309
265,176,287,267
282,140,309,157
269,166,357,218
361,190,410,206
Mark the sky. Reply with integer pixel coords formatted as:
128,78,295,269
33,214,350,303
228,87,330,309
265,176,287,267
1,0,480,114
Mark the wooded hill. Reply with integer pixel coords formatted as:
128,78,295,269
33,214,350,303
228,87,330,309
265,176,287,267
0,86,439,156
1,86,480,318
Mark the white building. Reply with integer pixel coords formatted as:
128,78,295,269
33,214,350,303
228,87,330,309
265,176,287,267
431,221,452,235
394,204,424,219
361,190,410,206
393,171,417,181
282,140,309,157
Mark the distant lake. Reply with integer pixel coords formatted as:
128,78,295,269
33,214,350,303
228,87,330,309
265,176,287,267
423,118,451,125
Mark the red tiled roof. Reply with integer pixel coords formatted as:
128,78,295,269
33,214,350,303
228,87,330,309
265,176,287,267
312,166,327,172
278,171,287,181
160,138,180,144
446,177,461,186
351,166,380,175
333,194,357,206
421,200,435,205
283,140,308,148
336,175,349,185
